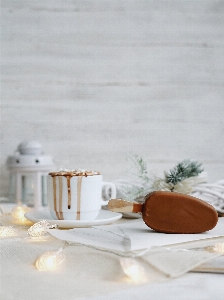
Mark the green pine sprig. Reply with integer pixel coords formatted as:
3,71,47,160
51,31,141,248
165,159,203,185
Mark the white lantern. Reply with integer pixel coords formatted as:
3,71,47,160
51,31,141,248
6,141,55,209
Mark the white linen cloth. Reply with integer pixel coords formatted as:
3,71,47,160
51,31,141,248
47,218,224,277
48,218,224,253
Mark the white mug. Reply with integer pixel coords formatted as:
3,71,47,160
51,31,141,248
47,171,116,220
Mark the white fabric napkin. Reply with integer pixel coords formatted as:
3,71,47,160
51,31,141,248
48,218,224,278
142,240,224,277
48,217,224,253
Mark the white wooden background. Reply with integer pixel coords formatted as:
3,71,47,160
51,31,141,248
1,0,224,198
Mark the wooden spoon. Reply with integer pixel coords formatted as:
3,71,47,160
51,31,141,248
108,191,218,233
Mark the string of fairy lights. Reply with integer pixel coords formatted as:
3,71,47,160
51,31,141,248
1,204,224,283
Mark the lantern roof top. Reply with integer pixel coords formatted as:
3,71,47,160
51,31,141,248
6,141,55,172
18,141,42,155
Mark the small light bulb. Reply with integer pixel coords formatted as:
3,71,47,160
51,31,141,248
35,248,65,271
212,243,224,253
28,220,51,237
120,257,148,284
0,225,17,237
11,205,32,226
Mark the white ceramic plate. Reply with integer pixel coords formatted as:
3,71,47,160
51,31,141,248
25,208,122,228
122,212,142,219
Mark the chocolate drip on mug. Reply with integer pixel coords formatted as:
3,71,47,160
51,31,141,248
58,176,64,220
66,176,72,209
76,176,83,220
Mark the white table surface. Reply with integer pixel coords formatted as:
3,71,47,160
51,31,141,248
1,212,223,300
86,273,224,300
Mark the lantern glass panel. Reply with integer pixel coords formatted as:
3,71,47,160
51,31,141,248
8,174,16,202
41,175,48,206
22,175,35,206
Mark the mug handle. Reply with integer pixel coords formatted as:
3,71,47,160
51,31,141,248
101,182,117,206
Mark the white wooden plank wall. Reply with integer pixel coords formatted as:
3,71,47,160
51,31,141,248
1,0,224,197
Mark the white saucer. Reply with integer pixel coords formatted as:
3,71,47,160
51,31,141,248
25,208,122,228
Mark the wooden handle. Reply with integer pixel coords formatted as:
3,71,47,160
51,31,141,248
108,199,143,213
